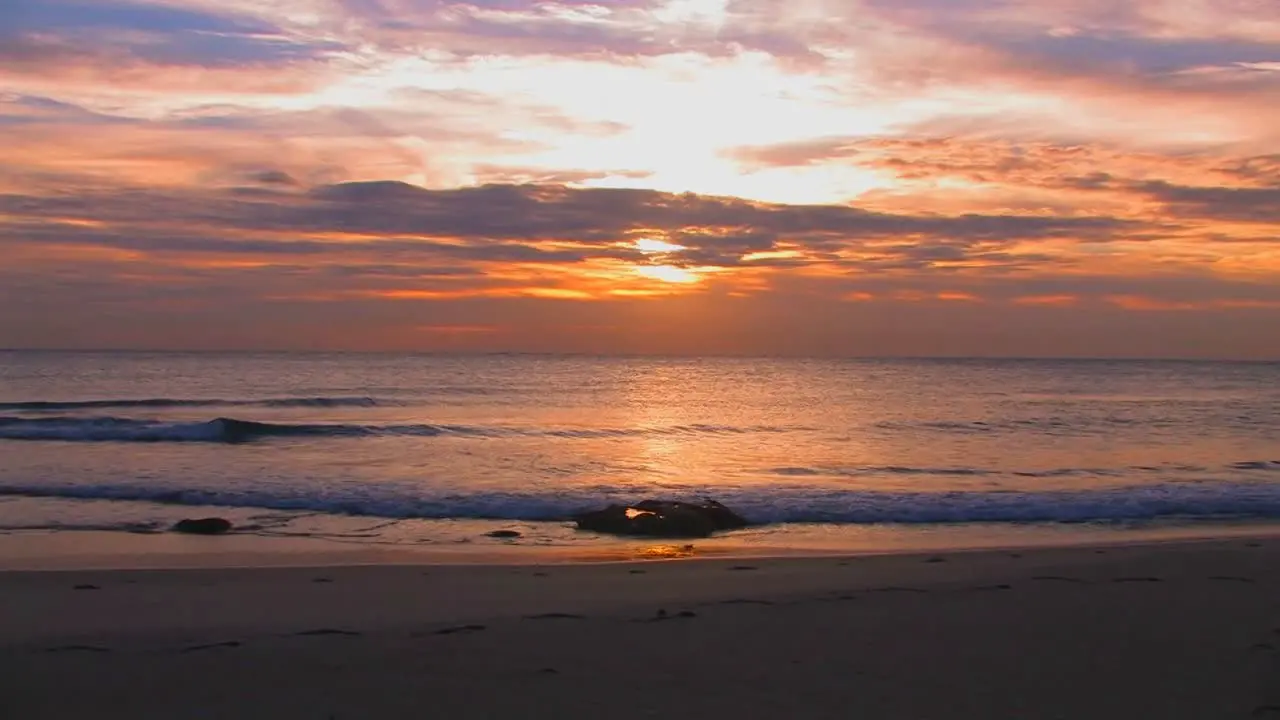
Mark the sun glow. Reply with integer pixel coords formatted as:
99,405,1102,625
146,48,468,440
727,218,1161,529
634,238,687,254
634,264,699,283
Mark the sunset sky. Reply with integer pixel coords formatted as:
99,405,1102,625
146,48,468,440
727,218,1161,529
3,0,1279,358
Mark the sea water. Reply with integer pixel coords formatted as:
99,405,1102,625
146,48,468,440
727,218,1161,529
2,351,1278,558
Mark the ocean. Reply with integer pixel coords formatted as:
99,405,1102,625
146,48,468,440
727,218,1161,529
2,351,1279,557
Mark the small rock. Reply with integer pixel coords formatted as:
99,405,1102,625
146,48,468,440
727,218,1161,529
486,530,522,539
173,518,233,535
525,613,585,620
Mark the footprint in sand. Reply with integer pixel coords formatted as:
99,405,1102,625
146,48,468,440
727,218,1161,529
180,641,243,653
432,624,487,635
924,557,946,564
629,569,646,575
729,565,758,571
312,577,334,584
972,584,1013,591
1208,575,1256,584
1111,577,1163,583
644,609,697,622
524,613,585,620
72,584,100,591
294,628,361,637
45,645,110,654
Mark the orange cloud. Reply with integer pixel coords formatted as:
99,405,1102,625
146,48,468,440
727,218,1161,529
1014,294,1079,306
1104,295,1280,311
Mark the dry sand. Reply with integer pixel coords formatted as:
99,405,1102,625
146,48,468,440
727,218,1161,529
3,537,1280,719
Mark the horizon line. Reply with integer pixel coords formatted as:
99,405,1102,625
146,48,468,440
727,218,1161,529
2,348,1277,364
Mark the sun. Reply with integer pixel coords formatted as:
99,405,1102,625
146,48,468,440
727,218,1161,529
634,264,699,283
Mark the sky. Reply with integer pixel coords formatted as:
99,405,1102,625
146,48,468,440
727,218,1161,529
2,0,1279,358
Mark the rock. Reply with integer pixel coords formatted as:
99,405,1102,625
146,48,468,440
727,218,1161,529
486,530,522,539
635,499,749,531
172,517,233,535
572,499,749,538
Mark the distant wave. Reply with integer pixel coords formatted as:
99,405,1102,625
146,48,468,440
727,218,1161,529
4,480,1280,525
872,415,1230,436
0,397,388,411
770,465,995,477
764,463,1276,479
0,415,804,443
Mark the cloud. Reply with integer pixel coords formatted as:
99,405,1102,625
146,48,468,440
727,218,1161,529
725,135,1280,229
1135,181,1280,222
0,180,1131,253
0,0,350,93
3,0,1280,356
0,93,625,192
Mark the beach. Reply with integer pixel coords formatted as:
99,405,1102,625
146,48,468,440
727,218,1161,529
4,536,1279,719
3,353,1279,717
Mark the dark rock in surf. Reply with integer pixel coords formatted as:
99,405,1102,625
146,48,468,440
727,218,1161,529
172,517,233,535
486,530,522,539
572,499,749,538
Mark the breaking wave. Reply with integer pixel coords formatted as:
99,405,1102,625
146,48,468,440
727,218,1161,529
0,397,388,411
4,480,1280,525
0,415,804,443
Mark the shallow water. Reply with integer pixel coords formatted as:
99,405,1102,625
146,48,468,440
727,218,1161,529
2,351,1278,554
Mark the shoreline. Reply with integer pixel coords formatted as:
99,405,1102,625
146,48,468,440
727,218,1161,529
4,519,1280,572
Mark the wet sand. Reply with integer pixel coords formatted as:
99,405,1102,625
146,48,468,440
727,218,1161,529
3,538,1280,719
